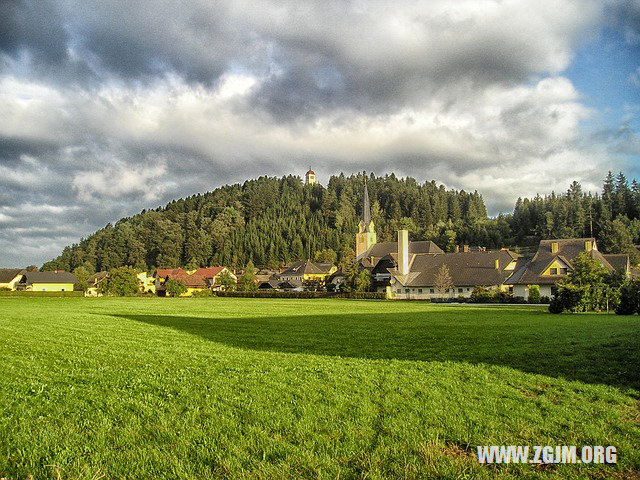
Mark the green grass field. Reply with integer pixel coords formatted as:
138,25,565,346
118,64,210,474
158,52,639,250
0,297,638,479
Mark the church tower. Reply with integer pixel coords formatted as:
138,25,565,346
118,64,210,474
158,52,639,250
305,168,316,185
355,178,377,257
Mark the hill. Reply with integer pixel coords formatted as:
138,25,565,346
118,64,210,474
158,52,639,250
41,172,640,272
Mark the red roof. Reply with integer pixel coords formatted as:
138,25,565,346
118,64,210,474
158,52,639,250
196,267,226,277
155,267,229,288
156,268,182,277
306,169,315,175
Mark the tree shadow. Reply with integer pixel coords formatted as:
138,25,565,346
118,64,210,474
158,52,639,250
112,311,640,391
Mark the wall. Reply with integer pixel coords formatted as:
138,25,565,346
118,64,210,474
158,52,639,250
28,283,75,292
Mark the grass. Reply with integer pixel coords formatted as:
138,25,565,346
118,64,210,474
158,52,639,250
0,297,638,479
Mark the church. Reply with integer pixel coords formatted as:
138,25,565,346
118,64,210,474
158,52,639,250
353,179,520,300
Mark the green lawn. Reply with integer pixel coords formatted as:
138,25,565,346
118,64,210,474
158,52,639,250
0,297,638,479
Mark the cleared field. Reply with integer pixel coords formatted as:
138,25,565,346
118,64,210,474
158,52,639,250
0,297,638,479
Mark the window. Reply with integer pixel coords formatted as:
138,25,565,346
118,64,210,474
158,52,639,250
550,268,558,275
430,288,434,293
418,289,423,293
559,268,567,274
458,288,463,293
405,289,409,294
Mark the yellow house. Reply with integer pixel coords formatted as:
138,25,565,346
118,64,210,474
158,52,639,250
0,269,25,290
137,272,156,294
279,260,337,284
18,271,77,292
155,267,236,296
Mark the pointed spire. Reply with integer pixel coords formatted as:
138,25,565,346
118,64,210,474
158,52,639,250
363,176,371,226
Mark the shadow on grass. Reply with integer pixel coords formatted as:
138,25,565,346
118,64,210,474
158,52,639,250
113,311,640,391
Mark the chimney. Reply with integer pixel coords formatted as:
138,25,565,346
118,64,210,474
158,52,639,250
463,245,469,253
551,242,558,253
398,229,409,275
584,240,592,252
495,259,500,270
455,245,460,253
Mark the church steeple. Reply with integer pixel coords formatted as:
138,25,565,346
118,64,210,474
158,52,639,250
362,178,371,228
356,175,377,256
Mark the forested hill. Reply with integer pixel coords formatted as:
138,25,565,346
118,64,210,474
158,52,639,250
42,172,640,272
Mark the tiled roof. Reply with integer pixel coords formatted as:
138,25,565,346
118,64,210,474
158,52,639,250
156,268,182,277
390,250,516,287
88,271,109,284
603,254,629,273
358,241,444,266
0,268,25,283
505,238,622,285
157,267,231,288
281,260,332,276
22,271,77,284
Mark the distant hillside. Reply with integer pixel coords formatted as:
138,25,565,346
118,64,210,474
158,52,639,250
42,172,640,272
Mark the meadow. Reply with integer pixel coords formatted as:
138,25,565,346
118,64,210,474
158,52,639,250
0,297,638,479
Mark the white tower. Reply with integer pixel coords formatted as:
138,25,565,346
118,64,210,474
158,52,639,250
305,168,316,185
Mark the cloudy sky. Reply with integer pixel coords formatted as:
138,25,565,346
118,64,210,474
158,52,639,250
1,0,639,267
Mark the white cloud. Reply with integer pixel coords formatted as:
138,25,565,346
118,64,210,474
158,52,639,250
0,0,637,265
72,161,167,202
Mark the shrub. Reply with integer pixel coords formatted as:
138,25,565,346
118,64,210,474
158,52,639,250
101,266,139,296
469,286,495,303
214,290,386,300
548,296,564,314
548,283,587,314
528,285,541,304
615,279,640,315
165,279,187,297
192,289,214,298
539,296,550,304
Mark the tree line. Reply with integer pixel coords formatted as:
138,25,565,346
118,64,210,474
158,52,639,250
41,171,640,274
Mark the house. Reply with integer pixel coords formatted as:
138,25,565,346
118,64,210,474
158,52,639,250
137,272,156,294
505,238,631,300
155,267,236,296
279,260,337,285
16,271,77,292
382,230,519,299
85,271,109,297
0,269,26,290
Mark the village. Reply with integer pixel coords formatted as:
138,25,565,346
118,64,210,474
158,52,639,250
2,172,637,302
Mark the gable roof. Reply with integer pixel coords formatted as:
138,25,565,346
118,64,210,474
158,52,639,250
157,267,231,288
390,250,516,287
0,268,25,283
358,241,444,267
280,260,333,276
88,271,109,285
602,254,630,273
505,238,625,285
21,271,77,284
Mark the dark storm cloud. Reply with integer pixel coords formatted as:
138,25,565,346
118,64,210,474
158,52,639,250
0,0,68,63
0,0,636,267
1,0,594,116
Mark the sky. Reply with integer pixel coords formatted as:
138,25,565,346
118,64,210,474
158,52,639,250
1,0,639,267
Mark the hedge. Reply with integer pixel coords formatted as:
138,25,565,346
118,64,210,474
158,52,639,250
214,290,386,300
0,291,84,297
